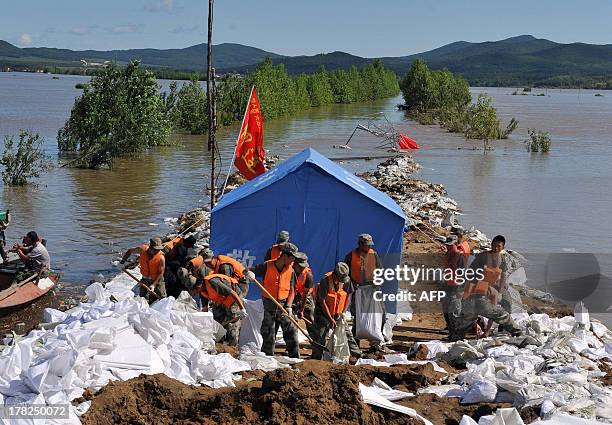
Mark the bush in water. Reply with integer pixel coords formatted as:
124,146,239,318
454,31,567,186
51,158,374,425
172,77,208,134
524,128,552,153
1,130,50,186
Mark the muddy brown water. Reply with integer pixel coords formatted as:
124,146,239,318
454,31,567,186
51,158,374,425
1,74,611,323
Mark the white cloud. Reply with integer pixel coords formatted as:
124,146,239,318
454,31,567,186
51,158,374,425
144,0,175,12
112,25,138,34
18,33,33,46
71,26,94,35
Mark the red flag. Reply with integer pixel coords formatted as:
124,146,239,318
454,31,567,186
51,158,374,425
234,88,266,180
398,132,420,150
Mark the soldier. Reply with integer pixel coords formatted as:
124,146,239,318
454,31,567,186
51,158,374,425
292,252,315,335
202,248,249,297
251,242,300,358
344,233,384,349
311,262,362,360
264,230,290,261
121,238,167,301
451,235,521,341
199,270,248,346
442,227,472,337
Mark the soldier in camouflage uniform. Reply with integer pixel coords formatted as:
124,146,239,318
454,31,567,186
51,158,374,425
251,243,300,358
198,269,247,346
292,252,316,336
451,235,522,341
311,262,362,360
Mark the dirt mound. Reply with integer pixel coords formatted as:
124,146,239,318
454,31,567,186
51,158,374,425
81,361,449,425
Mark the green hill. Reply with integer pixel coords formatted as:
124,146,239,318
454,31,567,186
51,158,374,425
2,35,612,88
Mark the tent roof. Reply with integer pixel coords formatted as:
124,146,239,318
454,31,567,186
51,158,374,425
213,148,405,219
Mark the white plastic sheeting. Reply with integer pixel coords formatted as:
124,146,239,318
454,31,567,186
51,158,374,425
359,382,433,425
0,271,297,424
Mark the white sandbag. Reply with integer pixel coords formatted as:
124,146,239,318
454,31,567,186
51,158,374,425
531,413,609,424
415,340,450,359
239,299,264,349
85,282,109,303
460,358,497,385
461,380,497,404
322,319,350,364
359,383,433,425
478,408,524,425
43,308,67,324
460,416,479,425
574,302,590,329
354,285,385,343
369,377,414,400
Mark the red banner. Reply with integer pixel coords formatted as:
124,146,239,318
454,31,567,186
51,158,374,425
234,88,266,180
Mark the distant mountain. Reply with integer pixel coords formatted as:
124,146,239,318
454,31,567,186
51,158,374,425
3,35,612,87
0,42,284,71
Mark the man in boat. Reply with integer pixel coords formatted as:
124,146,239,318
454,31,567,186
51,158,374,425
120,238,167,301
0,210,9,263
441,226,472,337
202,248,249,297
343,233,385,351
198,266,248,346
292,252,315,335
13,231,51,282
310,262,362,360
263,230,290,262
451,235,522,341
250,242,300,358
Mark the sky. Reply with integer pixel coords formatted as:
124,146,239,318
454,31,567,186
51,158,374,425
2,0,612,57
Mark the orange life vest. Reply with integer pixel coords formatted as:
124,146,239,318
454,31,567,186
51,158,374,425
322,272,349,316
163,236,183,251
201,273,239,308
188,255,204,272
214,254,246,280
350,249,377,285
444,241,472,286
269,244,282,260
139,244,163,281
295,267,313,297
262,260,293,301
463,253,502,299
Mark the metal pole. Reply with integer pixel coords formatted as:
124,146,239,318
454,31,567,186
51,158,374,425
219,86,254,198
206,0,216,210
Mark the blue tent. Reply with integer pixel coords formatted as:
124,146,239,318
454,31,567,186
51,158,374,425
210,148,406,313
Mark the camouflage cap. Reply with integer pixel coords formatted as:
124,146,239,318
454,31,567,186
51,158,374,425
334,262,350,278
277,230,290,243
201,248,214,260
149,237,163,250
294,252,309,268
282,242,298,257
358,233,374,246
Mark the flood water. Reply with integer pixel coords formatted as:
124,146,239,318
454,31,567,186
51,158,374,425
1,73,612,305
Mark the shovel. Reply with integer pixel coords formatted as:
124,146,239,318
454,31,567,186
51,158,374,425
123,267,160,299
250,276,329,352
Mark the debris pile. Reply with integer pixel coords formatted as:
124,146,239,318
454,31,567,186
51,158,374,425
413,306,612,423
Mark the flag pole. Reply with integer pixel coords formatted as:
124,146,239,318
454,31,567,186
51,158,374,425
219,85,254,198
206,0,217,209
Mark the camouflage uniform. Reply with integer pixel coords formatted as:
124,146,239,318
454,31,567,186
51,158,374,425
252,245,300,358
212,303,241,346
311,263,362,360
453,294,521,339
139,277,167,300
261,297,300,357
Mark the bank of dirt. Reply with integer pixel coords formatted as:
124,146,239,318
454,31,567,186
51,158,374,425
82,361,541,425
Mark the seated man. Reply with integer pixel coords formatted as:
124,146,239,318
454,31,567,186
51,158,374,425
451,235,521,341
13,231,51,281
310,262,361,360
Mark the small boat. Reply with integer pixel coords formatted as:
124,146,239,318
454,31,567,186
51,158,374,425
0,267,58,316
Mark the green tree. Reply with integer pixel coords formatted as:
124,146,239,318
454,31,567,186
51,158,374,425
307,66,334,107
399,59,436,112
463,94,501,150
524,128,551,152
57,61,171,169
173,77,208,134
1,130,50,186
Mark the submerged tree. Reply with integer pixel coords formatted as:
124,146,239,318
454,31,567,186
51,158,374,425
57,61,172,169
1,130,50,186
463,94,501,151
